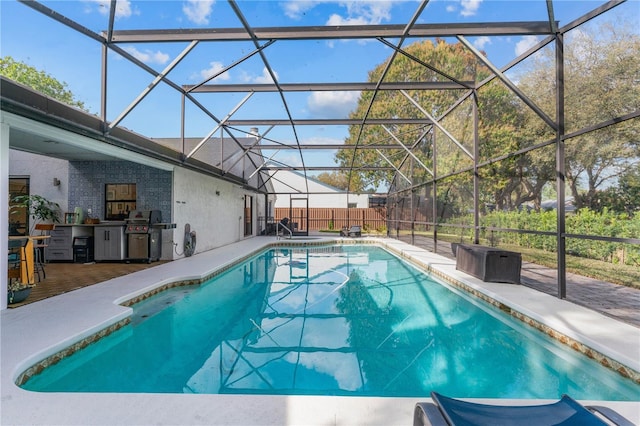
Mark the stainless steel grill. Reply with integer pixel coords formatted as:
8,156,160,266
125,210,162,262
125,210,162,234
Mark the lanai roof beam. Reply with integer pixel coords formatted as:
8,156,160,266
226,118,433,126
185,92,254,160
382,125,433,176
457,35,558,131
229,0,308,193
107,22,556,43
186,82,473,93
400,90,473,159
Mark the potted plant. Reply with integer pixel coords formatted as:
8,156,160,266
7,280,35,304
10,194,61,234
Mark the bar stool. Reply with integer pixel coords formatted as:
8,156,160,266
33,223,55,281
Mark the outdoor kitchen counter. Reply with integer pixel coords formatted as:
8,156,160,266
55,222,126,227
48,223,126,262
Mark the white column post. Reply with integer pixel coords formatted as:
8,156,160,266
1,119,10,310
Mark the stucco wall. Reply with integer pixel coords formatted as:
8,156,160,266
171,167,263,257
270,169,370,208
9,150,70,214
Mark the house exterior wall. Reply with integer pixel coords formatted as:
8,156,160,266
277,192,370,208
9,150,70,215
270,170,370,208
9,151,274,261
171,167,260,256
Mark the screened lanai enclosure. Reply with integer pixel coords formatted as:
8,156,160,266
2,0,639,299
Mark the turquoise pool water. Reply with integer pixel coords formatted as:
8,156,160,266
22,245,639,400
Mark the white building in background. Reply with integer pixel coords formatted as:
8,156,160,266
269,169,371,208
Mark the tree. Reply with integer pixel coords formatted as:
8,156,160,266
0,56,87,111
315,171,351,191
337,40,491,192
337,39,545,212
476,80,555,211
517,16,640,210
585,166,640,214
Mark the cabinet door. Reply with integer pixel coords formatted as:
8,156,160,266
107,228,124,259
94,227,124,261
94,228,107,260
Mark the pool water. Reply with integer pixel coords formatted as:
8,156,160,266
22,245,639,400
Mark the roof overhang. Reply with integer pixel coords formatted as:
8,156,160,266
1,77,248,186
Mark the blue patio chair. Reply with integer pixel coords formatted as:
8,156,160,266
413,392,635,426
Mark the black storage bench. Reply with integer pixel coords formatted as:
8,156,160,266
455,244,521,284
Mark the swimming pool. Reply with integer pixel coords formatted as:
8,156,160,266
21,245,639,400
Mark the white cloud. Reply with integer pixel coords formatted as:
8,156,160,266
198,61,231,82
473,36,491,50
282,0,320,19
237,67,278,84
350,1,393,24
515,35,540,57
254,67,278,84
326,1,393,25
288,351,364,391
281,0,392,25
301,135,345,146
307,91,360,119
89,0,135,18
326,14,369,26
460,0,482,17
123,46,170,65
446,4,457,13
183,0,215,25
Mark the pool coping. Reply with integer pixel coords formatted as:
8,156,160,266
2,236,639,425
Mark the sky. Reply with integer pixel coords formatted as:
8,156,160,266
0,0,634,173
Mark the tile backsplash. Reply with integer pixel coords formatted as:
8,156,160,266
69,161,172,222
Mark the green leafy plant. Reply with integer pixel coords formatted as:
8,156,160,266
10,194,60,234
8,281,35,292
7,280,35,304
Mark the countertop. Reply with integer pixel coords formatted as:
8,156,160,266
57,222,126,227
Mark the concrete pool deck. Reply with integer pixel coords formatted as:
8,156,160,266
2,236,639,425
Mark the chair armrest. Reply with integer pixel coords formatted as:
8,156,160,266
587,405,636,426
414,403,449,426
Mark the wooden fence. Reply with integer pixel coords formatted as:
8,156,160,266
275,207,386,231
